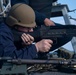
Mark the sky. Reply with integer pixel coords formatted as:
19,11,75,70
58,0,76,19
51,0,76,51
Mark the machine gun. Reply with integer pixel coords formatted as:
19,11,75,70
13,25,76,41
12,25,76,51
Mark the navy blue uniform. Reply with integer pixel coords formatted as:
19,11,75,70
0,23,38,59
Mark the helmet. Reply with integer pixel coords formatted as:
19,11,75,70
6,3,36,27
0,0,11,17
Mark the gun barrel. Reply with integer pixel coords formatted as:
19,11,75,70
0,57,76,65
7,59,76,65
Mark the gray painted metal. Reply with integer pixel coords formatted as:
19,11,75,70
51,4,76,55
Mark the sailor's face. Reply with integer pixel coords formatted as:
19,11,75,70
17,26,34,32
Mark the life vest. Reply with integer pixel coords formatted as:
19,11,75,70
29,0,54,18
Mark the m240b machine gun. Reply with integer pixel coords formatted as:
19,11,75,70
13,25,76,51
13,25,76,40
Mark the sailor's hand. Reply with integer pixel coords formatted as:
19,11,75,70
44,18,55,26
35,39,53,52
21,33,34,45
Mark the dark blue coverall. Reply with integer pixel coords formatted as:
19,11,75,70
0,23,38,59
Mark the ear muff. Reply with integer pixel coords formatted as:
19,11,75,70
6,16,18,26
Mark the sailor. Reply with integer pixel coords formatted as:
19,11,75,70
0,3,53,59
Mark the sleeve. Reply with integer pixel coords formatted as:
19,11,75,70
0,28,38,59
11,0,29,5
35,11,46,25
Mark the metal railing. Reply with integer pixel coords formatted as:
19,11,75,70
0,0,11,17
